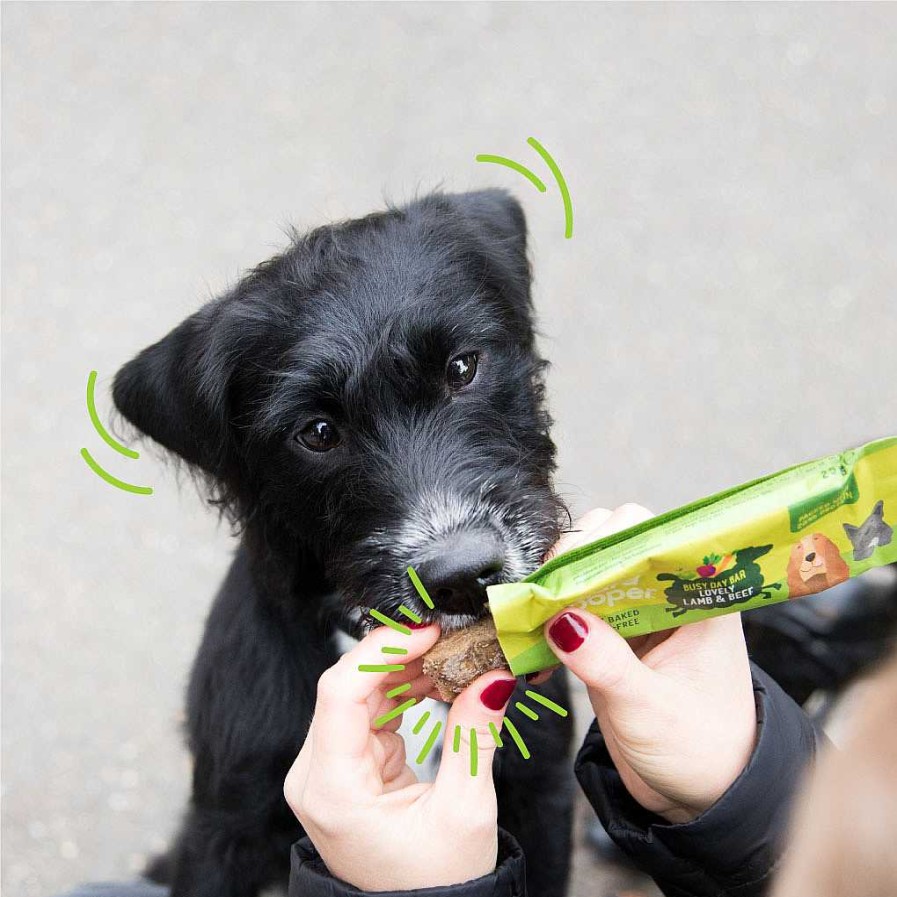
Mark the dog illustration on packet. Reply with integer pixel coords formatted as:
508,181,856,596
786,533,850,598
843,500,893,561
786,500,892,598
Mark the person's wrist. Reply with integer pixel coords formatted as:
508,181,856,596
290,831,524,896
658,704,759,824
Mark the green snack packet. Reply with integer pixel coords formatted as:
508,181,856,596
487,437,897,676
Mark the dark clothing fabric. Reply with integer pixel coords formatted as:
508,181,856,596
574,663,825,897
288,828,527,897
287,663,823,897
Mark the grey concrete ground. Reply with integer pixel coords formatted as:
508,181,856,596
3,3,896,896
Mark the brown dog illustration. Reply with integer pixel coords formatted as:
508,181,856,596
787,533,850,598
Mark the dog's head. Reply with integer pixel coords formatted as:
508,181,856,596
113,190,565,630
789,533,843,584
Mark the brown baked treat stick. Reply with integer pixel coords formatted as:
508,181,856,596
421,617,511,702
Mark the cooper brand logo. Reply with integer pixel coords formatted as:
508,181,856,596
576,575,658,610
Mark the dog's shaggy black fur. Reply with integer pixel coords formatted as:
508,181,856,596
113,190,575,897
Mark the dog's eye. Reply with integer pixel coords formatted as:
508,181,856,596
295,419,341,452
447,352,478,389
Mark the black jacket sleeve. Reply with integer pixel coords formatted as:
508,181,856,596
574,663,827,897
288,827,526,897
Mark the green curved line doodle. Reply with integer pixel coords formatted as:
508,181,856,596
80,448,153,495
526,137,574,238
86,370,139,459
475,155,548,193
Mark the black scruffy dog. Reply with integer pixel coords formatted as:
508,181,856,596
113,190,574,897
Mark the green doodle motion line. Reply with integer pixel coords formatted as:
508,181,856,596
488,437,897,676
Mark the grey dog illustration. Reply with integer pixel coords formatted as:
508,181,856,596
843,500,893,561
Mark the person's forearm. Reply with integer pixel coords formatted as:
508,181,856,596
574,663,827,897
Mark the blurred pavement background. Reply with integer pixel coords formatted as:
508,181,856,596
3,3,896,895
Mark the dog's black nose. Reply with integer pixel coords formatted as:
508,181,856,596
805,552,816,562
415,528,505,616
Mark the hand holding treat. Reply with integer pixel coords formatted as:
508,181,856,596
489,438,896,675
284,625,518,891
544,505,758,824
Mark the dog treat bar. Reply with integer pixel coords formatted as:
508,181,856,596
422,617,509,701
488,436,897,676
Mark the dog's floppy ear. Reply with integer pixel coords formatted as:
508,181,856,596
449,189,530,289
113,298,236,475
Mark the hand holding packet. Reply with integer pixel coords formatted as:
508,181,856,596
487,437,897,676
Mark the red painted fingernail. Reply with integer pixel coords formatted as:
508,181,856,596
548,612,588,652
480,678,517,710
406,621,430,629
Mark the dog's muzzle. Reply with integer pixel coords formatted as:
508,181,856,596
413,526,505,617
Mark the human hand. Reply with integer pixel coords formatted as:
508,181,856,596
284,624,518,891
545,504,758,824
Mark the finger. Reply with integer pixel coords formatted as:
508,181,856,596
433,669,518,798
627,630,674,660
523,665,558,687
368,671,447,731
373,730,411,786
604,503,654,533
545,507,613,560
382,764,419,793
545,503,653,562
639,612,749,675
314,624,440,761
544,610,652,703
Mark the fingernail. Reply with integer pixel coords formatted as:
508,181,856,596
525,672,539,682
480,678,517,710
406,621,431,629
548,612,588,652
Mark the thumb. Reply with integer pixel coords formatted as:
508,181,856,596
545,610,651,702
433,670,518,796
